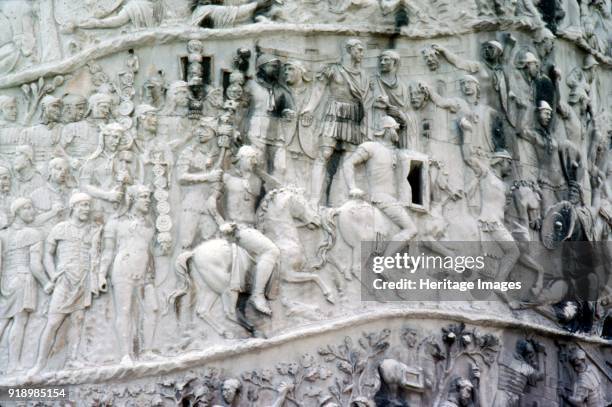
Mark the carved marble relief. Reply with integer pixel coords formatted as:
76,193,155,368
0,0,609,405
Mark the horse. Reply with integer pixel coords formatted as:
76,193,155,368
314,159,463,282
167,186,330,337
316,197,399,282
257,186,335,303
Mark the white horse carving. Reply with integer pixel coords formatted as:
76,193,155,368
168,187,332,336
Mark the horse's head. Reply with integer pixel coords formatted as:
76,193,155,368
258,187,321,230
287,186,321,229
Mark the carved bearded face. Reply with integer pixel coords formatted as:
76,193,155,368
261,60,281,82
538,107,552,127
50,161,68,184
173,88,190,108
238,148,258,172
197,127,215,143
222,381,239,403
17,202,35,224
0,169,10,193
44,101,62,123
482,43,500,62
461,79,479,97
144,81,163,103
93,101,112,119
422,48,439,71
1,99,17,122
63,101,87,123
104,129,123,152
571,353,587,373
500,158,512,177
410,87,426,110
226,83,243,100
141,112,158,133
526,61,539,78
283,64,301,86
73,200,91,222
13,151,30,171
536,38,554,57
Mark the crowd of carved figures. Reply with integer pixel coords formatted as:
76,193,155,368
0,0,609,405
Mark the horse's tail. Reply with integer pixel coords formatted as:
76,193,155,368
165,250,195,314
313,207,339,270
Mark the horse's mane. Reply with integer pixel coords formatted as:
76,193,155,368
256,186,302,225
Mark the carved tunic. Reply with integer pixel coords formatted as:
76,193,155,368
286,84,317,158
176,144,218,212
46,221,99,314
245,78,294,147
318,63,368,146
478,170,508,233
0,192,13,229
368,74,410,147
0,124,21,159
531,128,566,189
19,123,61,165
353,141,398,203
30,183,71,213
0,225,43,318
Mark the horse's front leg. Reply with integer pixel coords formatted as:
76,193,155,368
284,269,336,304
195,293,231,338
221,289,239,322
348,246,362,281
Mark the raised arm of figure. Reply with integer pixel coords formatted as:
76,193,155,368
433,44,481,73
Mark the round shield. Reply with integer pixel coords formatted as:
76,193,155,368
118,100,134,116
541,201,575,249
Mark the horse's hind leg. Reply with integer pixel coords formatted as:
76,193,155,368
195,293,229,337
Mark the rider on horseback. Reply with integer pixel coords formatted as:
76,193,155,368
343,116,417,256
210,145,280,316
